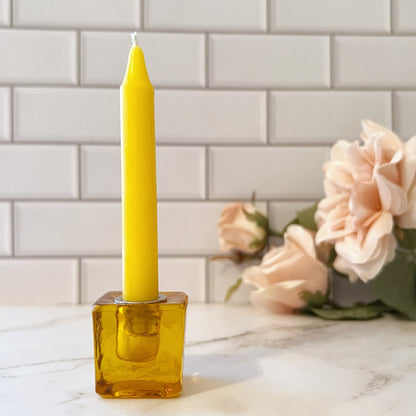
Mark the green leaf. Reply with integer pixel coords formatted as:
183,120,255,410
306,305,386,320
249,238,265,250
369,250,416,320
295,203,318,232
224,278,242,302
327,247,338,268
244,209,269,231
300,290,327,308
394,226,416,251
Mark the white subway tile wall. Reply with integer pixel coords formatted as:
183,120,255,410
0,29,77,84
0,0,410,304
392,92,416,139
14,88,119,142
392,0,416,33
0,0,10,27
81,146,205,199
334,37,416,87
210,35,330,88
0,145,78,198
155,90,266,143
82,257,206,304
81,32,205,87
0,203,11,255
144,0,267,32
209,147,329,199
271,0,390,33
0,88,10,141
271,91,392,144
14,0,141,29
0,259,78,304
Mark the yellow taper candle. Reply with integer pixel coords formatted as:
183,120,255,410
121,33,158,302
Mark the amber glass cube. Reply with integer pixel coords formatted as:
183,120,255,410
92,291,188,398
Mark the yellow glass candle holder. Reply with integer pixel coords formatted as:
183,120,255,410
92,291,188,398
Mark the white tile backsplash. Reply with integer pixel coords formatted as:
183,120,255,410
268,201,316,232
210,35,330,88
159,257,206,301
393,92,416,140
0,87,10,141
392,0,416,33
81,258,121,303
0,0,10,26
81,145,205,199
14,88,119,142
156,147,206,199
0,1,409,304
158,202,266,255
0,145,78,198
0,259,78,304
158,202,227,255
209,147,328,199
155,90,266,144
0,203,11,255
81,31,205,87
15,202,121,255
81,146,120,199
271,91,391,144
0,29,77,84
272,0,390,33
335,37,416,87
144,0,266,32
82,256,206,304
14,0,140,29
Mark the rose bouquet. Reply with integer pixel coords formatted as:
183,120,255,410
214,120,416,320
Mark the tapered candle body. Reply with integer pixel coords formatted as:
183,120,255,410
121,44,158,302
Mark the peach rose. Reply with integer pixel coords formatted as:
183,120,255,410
316,120,416,282
242,225,328,314
398,135,416,228
218,203,266,254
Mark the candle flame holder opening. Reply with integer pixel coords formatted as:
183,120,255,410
92,291,188,398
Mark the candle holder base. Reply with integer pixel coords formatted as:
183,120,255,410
92,291,188,398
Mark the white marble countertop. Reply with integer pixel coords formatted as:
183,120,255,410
1,304,415,416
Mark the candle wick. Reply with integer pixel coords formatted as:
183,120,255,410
131,32,138,46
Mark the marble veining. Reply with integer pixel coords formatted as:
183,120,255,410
0,304,415,416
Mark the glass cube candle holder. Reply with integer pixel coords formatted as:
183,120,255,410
92,291,188,398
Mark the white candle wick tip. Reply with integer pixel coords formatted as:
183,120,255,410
131,32,138,46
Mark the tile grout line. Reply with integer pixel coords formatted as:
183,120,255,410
78,145,82,199
140,0,145,30
0,253,232,260
0,141,376,147
0,197,318,203
77,30,81,86
205,146,209,199
78,257,82,304
9,0,12,26
329,35,334,89
1,26,407,36
390,0,394,34
266,0,271,33
204,33,209,87
10,201,15,257
266,90,271,144
204,256,210,303
3,84,415,91
9,86,13,142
